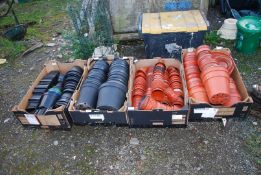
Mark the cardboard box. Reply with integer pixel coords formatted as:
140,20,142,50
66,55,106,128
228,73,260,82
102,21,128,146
12,60,87,129
69,57,133,125
182,48,253,121
127,58,189,127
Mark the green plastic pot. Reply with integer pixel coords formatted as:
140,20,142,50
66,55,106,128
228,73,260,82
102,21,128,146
235,16,261,54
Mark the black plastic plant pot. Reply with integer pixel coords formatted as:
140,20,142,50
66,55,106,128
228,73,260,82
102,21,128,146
55,92,72,107
97,81,127,111
108,74,128,85
92,60,110,72
83,78,103,88
36,91,61,115
76,84,99,110
70,66,83,75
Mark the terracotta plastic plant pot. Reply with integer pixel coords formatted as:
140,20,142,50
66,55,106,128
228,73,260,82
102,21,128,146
170,83,183,90
198,56,217,68
134,75,146,82
151,77,167,89
184,60,198,68
184,52,196,61
132,95,143,108
134,81,146,88
164,71,169,81
191,91,209,103
223,78,241,106
136,67,148,75
139,96,149,110
223,96,241,107
146,87,152,96
135,72,147,79
189,86,204,96
196,45,210,56
187,78,203,90
186,73,201,80
201,66,230,82
164,87,179,104
134,84,146,92
154,60,166,74
198,53,218,71
184,51,196,57
211,49,231,57
203,76,230,105
169,76,182,83
155,102,175,111
229,78,237,89
173,105,182,110
147,66,154,75
139,96,158,110
189,86,209,103
169,81,182,88
212,51,235,75
167,66,179,74
132,88,145,97
151,89,168,103
173,88,184,97
184,56,196,62
173,96,184,106
185,66,201,77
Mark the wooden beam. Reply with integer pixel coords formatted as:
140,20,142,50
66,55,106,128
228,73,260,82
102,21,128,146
113,32,140,41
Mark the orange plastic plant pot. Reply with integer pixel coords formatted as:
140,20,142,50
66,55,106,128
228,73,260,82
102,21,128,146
212,53,235,75
151,89,168,103
164,87,179,104
132,91,145,98
184,51,196,60
191,91,209,103
196,45,210,56
187,78,203,90
201,66,230,81
133,84,146,92
185,66,201,76
173,88,184,97
189,86,209,103
223,95,241,107
167,66,179,74
203,76,230,105
170,82,183,89
184,60,198,68
132,96,143,108
139,96,150,110
186,73,201,80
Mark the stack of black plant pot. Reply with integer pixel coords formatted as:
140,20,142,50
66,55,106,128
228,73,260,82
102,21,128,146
76,58,129,111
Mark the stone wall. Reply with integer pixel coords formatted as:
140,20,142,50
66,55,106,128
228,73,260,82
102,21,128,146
109,0,208,33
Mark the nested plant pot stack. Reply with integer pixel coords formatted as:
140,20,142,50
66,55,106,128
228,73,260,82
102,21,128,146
132,60,184,110
184,45,242,106
76,58,129,111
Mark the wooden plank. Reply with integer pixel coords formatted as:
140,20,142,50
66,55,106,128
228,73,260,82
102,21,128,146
182,11,199,32
160,11,187,33
191,10,208,31
142,13,151,34
113,33,140,41
149,13,161,34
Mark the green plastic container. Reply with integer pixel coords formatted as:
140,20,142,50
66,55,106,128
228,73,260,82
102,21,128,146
235,16,261,54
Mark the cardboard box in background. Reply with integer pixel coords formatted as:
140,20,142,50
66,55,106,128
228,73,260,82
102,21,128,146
69,57,134,126
12,60,87,129
182,48,253,121
127,58,189,127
